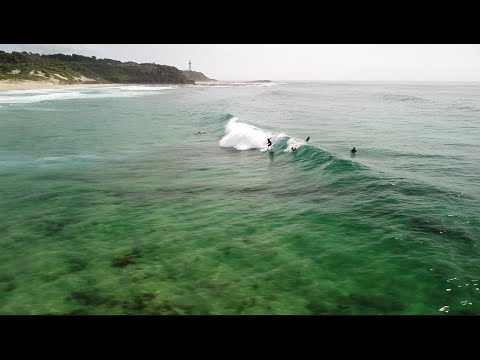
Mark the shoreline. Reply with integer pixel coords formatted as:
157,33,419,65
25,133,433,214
0,80,184,92
0,79,273,92
0,80,118,92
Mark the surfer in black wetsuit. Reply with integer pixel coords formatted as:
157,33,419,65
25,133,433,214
291,146,297,152
267,138,272,148
351,147,357,154
305,136,310,142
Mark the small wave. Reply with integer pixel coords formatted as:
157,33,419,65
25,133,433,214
218,117,317,154
114,85,176,91
0,91,86,104
22,107,58,112
445,104,480,112
0,88,63,95
196,85,230,88
0,86,175,105
382,94,432,103
218,117,368,177
0,153,102,173
197,82,278,88
230,82,278,88
35,154,102,163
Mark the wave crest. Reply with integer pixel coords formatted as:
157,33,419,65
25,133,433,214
219,117,285,151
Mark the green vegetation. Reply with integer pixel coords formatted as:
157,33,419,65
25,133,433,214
0,51,197,84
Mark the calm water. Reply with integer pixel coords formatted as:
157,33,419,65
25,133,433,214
0,82,479,314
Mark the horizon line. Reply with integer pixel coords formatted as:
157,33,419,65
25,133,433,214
215,79,480,82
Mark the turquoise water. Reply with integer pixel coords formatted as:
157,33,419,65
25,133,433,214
0,82,479,314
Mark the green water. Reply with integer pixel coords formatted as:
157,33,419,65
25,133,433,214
0,82,479,314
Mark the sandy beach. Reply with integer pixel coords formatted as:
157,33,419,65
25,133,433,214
0,80,117,92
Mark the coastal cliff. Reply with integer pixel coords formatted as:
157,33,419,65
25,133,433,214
182,70,215,82
0,51,197,85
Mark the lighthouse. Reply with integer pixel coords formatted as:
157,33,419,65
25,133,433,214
189,60,191,71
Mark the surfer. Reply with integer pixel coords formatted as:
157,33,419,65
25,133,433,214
351,147,357,154
267,138,272,148
305,136,310,142
291,146,297,152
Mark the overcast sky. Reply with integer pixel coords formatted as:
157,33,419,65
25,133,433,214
1,44,479,81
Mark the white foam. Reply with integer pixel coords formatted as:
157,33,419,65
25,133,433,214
1,88,80,95
230,82,278,87
0,91,86,104
0,86,175,105
195,85,229,88
36,154,101,163
115,85,176,91
196,82,278,88
219,117,285,151
285,137,306,153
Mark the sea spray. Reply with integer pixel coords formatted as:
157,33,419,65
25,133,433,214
219,117,286,151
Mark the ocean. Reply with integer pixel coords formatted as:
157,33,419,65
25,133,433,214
0,81,479,314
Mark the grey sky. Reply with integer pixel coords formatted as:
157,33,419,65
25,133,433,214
1,44,479,81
